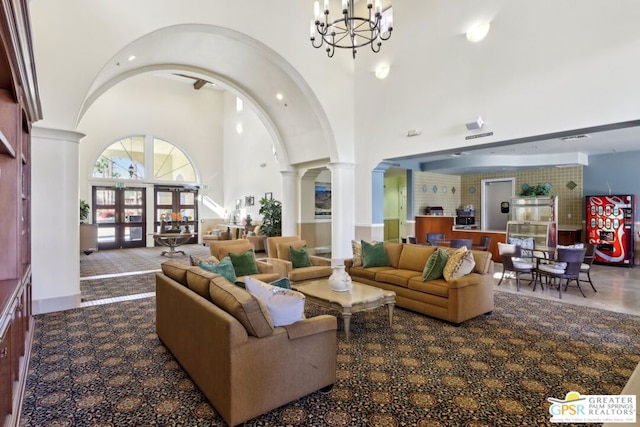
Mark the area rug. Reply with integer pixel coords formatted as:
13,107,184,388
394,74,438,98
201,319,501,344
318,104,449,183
21,292,640,426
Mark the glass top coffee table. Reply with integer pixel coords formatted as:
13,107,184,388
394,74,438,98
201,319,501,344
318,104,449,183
292,279,396,341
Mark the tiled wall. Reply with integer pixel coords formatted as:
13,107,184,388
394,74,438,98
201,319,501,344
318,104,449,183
459,166,583,226
414,172,462,216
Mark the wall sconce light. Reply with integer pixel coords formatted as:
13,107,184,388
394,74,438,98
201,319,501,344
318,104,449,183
375,64,391,80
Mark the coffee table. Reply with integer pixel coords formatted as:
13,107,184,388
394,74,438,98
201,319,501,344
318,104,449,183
293,279,396,341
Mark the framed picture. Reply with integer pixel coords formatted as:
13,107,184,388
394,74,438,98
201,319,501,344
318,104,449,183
235,199,242,209
245,196,254,206
264,192,273,200
315,182,331,218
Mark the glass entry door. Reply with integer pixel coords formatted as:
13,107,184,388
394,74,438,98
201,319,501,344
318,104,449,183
93,186,146,250
154,186,198,244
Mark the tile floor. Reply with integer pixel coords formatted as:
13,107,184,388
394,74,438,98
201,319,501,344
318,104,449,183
494,262,640,316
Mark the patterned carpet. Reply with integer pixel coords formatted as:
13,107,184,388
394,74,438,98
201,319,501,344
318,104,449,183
21,291,640,426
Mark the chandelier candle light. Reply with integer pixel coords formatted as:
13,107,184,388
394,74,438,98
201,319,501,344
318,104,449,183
310,0,393,59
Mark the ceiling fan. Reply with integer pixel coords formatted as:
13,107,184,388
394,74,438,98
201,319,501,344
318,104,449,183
172,73,213,90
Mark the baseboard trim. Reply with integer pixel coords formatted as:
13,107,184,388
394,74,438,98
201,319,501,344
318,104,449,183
33,293,81,315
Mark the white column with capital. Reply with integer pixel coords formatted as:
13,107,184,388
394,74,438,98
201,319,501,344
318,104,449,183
280,170,297,236
329,162,356,264
31,127,85,314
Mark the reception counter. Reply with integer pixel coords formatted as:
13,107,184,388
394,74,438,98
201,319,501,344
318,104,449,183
415,215,506,262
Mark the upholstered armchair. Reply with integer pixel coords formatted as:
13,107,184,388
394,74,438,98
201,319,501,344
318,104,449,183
202,224,230,245
244,224,267,253
265,236,332,283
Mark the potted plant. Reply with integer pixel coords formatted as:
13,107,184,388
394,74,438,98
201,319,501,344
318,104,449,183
258,197,282,237
80,200,90,223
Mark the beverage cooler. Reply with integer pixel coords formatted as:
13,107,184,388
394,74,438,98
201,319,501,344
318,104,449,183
585,195,635,266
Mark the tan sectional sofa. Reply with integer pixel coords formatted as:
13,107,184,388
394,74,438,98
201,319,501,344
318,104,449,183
156,260,337,426
345,242,495,325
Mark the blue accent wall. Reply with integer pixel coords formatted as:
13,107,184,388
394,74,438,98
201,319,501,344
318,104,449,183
584,151,640,212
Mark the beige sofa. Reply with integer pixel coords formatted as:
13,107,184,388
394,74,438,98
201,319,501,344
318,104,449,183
345,242,494,325
266,236,332,283
156,260,337,426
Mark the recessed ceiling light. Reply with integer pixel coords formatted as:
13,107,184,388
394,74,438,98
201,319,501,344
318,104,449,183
276,93,284,101
128,55,136,61
466,22,491,42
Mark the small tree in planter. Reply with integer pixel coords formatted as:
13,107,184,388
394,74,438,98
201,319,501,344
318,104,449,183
80,200,90,223
258,197,282,236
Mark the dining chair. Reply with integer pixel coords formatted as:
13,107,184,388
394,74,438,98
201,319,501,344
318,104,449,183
578,244,597,292
407,236,417,244
497,242,535,291
471,236,492,251
425,233,445,246
450,238,473,249
534,247,586,299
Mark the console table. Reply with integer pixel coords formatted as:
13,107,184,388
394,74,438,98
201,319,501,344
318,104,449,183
151,233,195,257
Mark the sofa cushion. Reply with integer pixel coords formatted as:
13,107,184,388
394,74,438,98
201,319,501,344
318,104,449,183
423,248,450,281
288,266,332,282
454,250,476,278
443,247,468,282
351,240,363,267
277,240,307,262
189,254,218,266
199,257,237,283
362,240,391,267
209,276,274,338
270,277,292,289
374,269,421,288
349,266,394,281
408,277,450,298
398,244,436,272
228,249,260,277
244,277,306,327
161,260,190,286
234,273,281,286
290,245,312,268
186,266,223,300
384,242,404,268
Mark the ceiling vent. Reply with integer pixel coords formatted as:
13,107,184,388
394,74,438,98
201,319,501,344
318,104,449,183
560,134,591,142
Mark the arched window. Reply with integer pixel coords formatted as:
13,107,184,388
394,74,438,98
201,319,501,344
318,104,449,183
92,136,196,182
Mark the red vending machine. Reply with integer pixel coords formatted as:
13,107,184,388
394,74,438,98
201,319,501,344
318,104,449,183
585,195,635,266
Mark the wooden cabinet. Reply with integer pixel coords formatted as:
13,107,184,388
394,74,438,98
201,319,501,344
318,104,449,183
0,0,42,424
414,216,454,244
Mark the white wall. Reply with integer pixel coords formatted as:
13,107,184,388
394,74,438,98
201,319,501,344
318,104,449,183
222,92,282,222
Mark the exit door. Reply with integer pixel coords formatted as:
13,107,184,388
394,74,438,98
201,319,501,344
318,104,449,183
93,186,146,250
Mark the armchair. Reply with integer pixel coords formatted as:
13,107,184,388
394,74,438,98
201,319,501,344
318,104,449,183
209,239,281,284
266,236,332,283
244,224,267,253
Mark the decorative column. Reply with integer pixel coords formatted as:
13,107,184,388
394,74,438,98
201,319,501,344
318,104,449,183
329,162,356,264
280,170,297,236
31,127,85,314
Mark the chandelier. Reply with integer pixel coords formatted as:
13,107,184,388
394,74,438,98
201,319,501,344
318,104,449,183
310,0,393,59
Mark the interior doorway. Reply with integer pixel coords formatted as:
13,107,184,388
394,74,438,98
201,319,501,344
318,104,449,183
481,178,515,231
93,186,146,250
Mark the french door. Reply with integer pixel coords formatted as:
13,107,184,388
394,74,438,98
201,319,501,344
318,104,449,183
93,186,146,250
154,185,198,244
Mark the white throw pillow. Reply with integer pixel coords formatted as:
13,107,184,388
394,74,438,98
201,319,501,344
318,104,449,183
244,276,306,327
451,250,476,278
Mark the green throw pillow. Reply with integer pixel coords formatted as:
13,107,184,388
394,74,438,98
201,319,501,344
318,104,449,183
228,249,260,277
423,249,450,281
270,277,292,290
199,257,237,283
361,240,390,268
290,245,312,269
